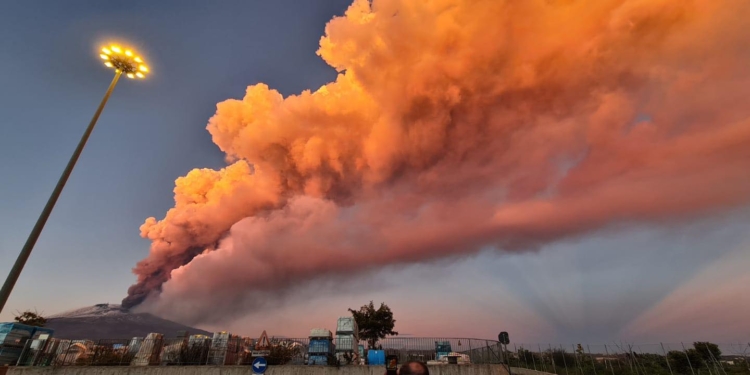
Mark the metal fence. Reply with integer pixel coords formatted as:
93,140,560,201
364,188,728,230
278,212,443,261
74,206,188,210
11,336,504,367
505,342,750,375
12,336,749,374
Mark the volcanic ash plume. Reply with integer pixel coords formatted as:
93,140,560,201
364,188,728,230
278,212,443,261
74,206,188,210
123,0,750,322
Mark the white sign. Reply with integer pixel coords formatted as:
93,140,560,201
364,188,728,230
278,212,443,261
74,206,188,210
252,350,271,357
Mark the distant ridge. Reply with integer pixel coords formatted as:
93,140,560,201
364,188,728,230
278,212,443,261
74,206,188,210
44,303,212,340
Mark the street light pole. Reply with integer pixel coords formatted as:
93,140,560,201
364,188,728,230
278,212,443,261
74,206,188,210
0,71,121,314
0,43,149,315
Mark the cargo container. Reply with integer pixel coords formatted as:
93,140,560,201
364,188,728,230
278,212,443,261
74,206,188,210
31,327,54,340
335,334,358,352
435,341,452,360
0,323,35,348
208,331,241,365
336,317,358,337
15,334,52,366
131,333,163,366
308,338,335,354
0,347,22,365
309,328,332,339
308,354,330,365
367,349,385,365
128,337,144,354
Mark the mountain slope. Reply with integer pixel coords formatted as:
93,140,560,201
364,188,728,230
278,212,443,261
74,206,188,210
45,304,212,340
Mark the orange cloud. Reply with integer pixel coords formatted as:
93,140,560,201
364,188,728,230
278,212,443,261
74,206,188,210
124,0,750,323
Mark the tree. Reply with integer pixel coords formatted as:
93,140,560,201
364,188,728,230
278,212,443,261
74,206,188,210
14,310,46,327
668,349,704,374
693,342,721,363
550,349,575,370
348,301,398,348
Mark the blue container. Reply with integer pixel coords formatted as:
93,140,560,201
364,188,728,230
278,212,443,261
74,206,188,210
0,347,23,366
308,339,334,354
367,349,385,365
0,323,35,347
435,341,452,360
308,354,329,365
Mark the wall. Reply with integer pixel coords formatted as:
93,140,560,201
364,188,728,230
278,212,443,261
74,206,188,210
7,365,509,375
509,368,556,375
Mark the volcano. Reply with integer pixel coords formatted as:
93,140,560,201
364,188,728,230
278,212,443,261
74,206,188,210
44,304,212,341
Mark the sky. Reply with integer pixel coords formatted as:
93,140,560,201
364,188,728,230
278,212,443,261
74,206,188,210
1,0,749,345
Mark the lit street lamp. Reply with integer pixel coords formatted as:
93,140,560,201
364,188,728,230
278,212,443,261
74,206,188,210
0,44,149,314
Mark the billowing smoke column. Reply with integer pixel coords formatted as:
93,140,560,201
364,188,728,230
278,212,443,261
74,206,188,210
123,0,750,321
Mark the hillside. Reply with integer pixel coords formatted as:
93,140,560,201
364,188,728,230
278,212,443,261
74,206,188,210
44,304,212,341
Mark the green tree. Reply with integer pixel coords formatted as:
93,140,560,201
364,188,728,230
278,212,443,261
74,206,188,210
516,347,537,367
693,342,721,363
668,349,704,374
348,301,398,348
550,349,575,370
14,310,46,327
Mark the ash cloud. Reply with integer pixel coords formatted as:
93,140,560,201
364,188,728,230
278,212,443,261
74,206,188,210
125,0,750,322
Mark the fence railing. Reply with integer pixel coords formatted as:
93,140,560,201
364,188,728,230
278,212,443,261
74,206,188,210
11,336,504,367
13,336,749,374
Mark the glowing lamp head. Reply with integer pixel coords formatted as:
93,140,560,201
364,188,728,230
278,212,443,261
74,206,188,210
100,44,149,79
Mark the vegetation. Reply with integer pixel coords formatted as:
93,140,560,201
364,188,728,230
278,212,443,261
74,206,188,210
14,309,46,327
505,342,750,375
266,339,300,365
349,301,398,349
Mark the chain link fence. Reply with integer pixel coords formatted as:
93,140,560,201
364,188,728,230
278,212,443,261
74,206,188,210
11,335,749,374
11,336,504,367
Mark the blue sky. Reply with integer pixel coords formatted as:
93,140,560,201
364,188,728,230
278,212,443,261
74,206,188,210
0,0,349,317
1,1,748,343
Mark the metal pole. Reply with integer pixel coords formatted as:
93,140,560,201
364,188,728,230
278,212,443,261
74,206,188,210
0,71,122,314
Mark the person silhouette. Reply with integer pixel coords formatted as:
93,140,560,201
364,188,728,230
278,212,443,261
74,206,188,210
396,361,429,375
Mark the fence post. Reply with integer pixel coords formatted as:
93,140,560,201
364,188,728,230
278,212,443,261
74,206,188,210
468,339,472,363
